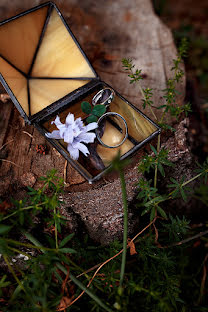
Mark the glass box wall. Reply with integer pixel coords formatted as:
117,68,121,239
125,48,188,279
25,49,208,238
0,2,160,182
41,83,158,180
0,2,96,118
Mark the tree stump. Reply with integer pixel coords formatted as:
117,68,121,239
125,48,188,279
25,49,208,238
0,0,186,243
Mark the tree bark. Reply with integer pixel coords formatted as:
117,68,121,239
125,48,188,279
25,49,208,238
0,0,186,243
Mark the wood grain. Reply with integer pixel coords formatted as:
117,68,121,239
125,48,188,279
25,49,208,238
0,0,186,243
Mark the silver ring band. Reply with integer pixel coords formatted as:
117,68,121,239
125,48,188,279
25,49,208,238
95,112,128,148
92,88,115,107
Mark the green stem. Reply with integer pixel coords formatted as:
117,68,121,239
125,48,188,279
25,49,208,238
57,263,113,312
146,172,204,208
159,110,167,124
181,172,203,187
130,68,157,121
163,172,204,202
138,82,157,121
8,246,32,259
54,206,58,249
5,238,57,252
3,255,26,293
119,169,128,288
3,202,47,221
154,134,161,189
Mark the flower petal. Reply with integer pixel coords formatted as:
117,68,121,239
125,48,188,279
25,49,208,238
63,127,74,144
65,113,74,125
78,132,96,143
47,112,97,160
58,125,68,138
73,142,89,156
85,122,98,132
67,144,79,160
45,130,62,139
75,117,83,128
52,116,64,130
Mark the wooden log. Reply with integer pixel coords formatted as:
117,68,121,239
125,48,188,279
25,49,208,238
0,0,186,243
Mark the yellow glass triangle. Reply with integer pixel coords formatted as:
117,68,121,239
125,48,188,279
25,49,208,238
0,6,49,74
31,8,95,78
0,57,28,114
110,96,157,141
29,79,89,115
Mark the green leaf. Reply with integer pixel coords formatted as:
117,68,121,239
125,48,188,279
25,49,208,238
59,248,77,254
81,101,92,114
180,188,187,202
92,105,106,117
141,206,151,216
150,145,157,156
59,233,75,248
86,115,98,124
27,186,35,192
150,206,156,221
158,163,165,176
169,177,178,184
0,224,12,235
0,275,10,296
0,275,10,288
157,206,167,219
156,105,166,109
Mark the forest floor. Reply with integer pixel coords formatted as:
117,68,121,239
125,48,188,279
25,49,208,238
155,0,208,157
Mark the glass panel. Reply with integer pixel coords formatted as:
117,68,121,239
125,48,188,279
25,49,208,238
41,86,157,178
0,57,28,114
0,6,48,74
31,8,96,78
110,95,157,141
29,79,89,115
96,120,134,166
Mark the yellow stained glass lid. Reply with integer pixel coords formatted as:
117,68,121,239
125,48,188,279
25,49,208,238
0,2,97,121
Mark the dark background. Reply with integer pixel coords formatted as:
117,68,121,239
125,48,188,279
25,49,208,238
154,0,208,155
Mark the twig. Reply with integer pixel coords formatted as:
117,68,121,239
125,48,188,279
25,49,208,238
61,266,70,294
130,217,158,242
22,131,33,138
59,249,124,310
160,229,208,248
0,139,14,151
64,160,68,185
77,217,158,280
171,229,208,247
57,217,158,311
56,264,113,312
0,159,22,168
153,223,158,243
75,263,103,279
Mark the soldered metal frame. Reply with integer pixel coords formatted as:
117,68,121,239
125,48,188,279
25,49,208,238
36,81,161,183
0,2,161,183
0,1,98,124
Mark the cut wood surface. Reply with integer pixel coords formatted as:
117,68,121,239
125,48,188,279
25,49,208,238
0,0,186,243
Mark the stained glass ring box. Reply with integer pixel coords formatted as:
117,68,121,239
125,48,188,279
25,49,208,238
0,2,160,183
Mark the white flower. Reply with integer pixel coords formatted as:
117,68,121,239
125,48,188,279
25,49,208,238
46,113,98,160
